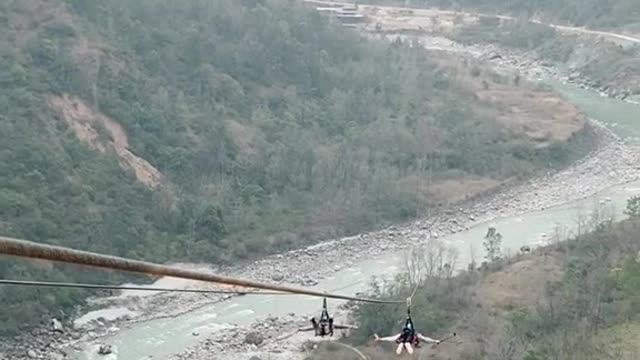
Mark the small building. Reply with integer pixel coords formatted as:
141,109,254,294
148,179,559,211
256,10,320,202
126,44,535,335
316,7,340,14
342,4,358,12
315,3,365,24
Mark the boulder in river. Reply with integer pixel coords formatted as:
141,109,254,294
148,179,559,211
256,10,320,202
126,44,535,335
27,350,37,358
486,51,502,60
244,332,264,346
98,344,113,355
568,71,581,81
51,318,64,333
303,279,319,286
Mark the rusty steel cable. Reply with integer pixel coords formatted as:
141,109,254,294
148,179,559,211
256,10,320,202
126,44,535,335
0,236,404,304
0,279,289,295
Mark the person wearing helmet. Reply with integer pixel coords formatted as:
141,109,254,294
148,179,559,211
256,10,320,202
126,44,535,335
296,298,356,337
374,314,442,355
309,314,333,336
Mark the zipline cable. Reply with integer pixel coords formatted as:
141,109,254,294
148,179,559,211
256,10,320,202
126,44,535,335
409,279,420,300
0,236,404,304
0,279,290,295
405,270,422,315
0,278,369,297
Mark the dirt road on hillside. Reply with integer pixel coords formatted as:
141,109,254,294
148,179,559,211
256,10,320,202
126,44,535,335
304,0,640,45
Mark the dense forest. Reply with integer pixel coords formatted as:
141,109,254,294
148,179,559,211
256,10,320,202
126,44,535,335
361,0,640,29
312,199,640,360
0,0,589,334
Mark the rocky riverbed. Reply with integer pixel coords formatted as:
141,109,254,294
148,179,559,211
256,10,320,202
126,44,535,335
357,2,640,103
170,303,359,360
171,315,308,360
372,32,639,104
475,43,637,103
0,319,119,360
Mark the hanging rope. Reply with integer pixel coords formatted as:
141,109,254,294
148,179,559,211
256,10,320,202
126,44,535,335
406,274,421,316
0,236,404,304
334,342,368,360
0,279,289,295
409,280,420,301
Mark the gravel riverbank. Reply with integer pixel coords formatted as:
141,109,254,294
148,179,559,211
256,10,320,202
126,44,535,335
171,304,359,360
377,32,639,104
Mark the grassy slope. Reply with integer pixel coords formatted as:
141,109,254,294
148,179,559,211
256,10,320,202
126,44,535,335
0,0,591,334
598,323,640,359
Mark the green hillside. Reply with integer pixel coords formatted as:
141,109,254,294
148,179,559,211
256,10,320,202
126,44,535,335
0,0,590,334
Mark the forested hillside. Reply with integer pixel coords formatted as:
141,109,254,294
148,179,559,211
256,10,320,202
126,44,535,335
362,0,640,29
0,0,589,334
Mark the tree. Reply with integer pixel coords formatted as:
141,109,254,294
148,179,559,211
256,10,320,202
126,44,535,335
624,195,640,218
484,227,503,262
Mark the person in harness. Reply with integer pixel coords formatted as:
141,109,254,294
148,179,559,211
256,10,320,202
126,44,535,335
297,297,357,337
374,299,454,355
311,299,335,336
374,313,440,354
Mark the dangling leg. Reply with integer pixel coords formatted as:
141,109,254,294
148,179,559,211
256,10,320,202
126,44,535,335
310,317,318,336
405,343,414,355
396,344,404,355
329,318,334,336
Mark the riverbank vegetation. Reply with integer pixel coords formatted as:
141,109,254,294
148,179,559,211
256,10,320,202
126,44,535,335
0,0,592,334
312,199,640,359
450,17,640,95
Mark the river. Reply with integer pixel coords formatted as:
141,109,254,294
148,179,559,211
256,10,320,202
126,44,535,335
69,74,640,360
550,81,640,144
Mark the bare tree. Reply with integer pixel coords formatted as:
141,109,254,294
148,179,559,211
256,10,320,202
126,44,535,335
403,246,426,287
469,242,477,271
402,240,461,296
444,246,460,279
550,223,569,249
484,227,503,262
575,210,590,239
423,239,446,281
